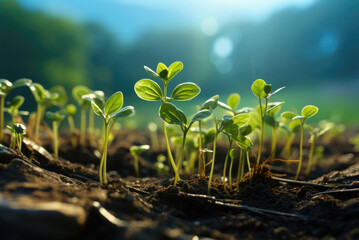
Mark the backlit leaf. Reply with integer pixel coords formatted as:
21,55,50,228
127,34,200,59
301,105,319,119
167,61,183,80
171,82,200,101
105,91,123,116
191,109,211,122
159,102,187,125
227,93,240,110
134,79,163,101
251,79,267,98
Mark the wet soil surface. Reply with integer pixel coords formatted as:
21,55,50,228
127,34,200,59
0,129,359,239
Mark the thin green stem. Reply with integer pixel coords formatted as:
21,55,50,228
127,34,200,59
80,107,86,146
256,98,264,167
281,132,295,159
246,150,252,184
295,122,304,180
34,103,42,139
163,121,180,184
237,149,243,182
198,120,203,175
67,115,77,148
222,138,232,187
305,135,316,176
134,155,140,177
176,131,187,173
16,134,22,152
270,127,277,160
53,121,59,158
0,96,5,142
207,116,217,195
100,123,109,184
228,143,234,190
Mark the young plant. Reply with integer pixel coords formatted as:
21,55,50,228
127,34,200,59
0,78,32,142
251,79,284,167
305,124,330,176
29,83,59,139
46,111,66,159
7,123,26,151
72,85,92,146
65,104,77,148
159,102,211,183
236,124,255,182
135,61,201,184
87,91,135,184
279,119,301,159
281,105,319,180
264,103,282,160
5,95,29,124
228,148,238,190
130,145,150,177
233,133,254,184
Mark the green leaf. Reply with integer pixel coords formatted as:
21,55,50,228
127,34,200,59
144,66,159,79
159,102,187,125
167,61,183,80
30,83,46,103
72,85,92,107
50,86,67,107
130,145,150,156
266,101,284,114
227,93,240,110
0,79,12,93
289,120,301,133
264,84,272,95
301,105,319,119
66,104,77,116
230,149,238,159
292,115,305,121
223,124,239,137
240,124,254,136
111,106,135,118
218,101,233,112
233,136,253,150
10,123,26,135
232,114,250,128
200,95,219,111
134,79,163,101
9,95,24,110
204,128,216,146
235,107,253,114
105,91,123,116
264,115,276,127
191,109,211,123
156,62,168,79
91,101,104,118
46,111,65,122
12,78,32,88
171,82,200,101
251,79,267,98
281,111,297,120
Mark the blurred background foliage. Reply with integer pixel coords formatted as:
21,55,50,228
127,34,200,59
0,0,358,126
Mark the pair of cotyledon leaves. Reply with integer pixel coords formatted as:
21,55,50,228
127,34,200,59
83,91,134,123
0,78,32,96
281,105,319,122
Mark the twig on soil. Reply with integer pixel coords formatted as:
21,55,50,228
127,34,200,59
310,188,359,198
272,176,332,190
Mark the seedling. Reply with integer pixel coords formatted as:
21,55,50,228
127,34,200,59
305,124,330,176
72,85,92,146
7,123,26,151
0,78,32,142
46,111,66,158
264,103,282,160
233,133,254,184
5,95,29,124
228,148,238,190
279,119,301,159
65,104,77,148
135,61,201,184
159,102,211,183
281,105,319,180
236,124,255,182
251,79,284,167
86,91,135,184
29,83,59,139
155,154,169,175
130,145,150,177
83,90,105,139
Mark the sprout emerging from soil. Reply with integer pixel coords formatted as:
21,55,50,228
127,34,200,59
281,105,319,180
236,124,255,182
264,103,282,160
279,118,301,159
5,95,29,124
72,85,92,146
0,78,32,142
65,104,77,148
135,61,201,185
86,91,135,184
29,83,59,139
7,123,26,151
46,111,65,159
251,79,284,167
228,148,238,190
130,145,150,177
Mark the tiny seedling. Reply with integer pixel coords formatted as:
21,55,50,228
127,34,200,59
251,79,284,167
135,61,201,184
0,78,32,142
130,145,150,177
86,91,135,184
305,124,330,176
7,123,26,151
228,148,238,190
264,102,282,160
65,104,77,148
233,133,254,184
72,85,92,146
281,105,319,180
83,90,105,139
46,111,66,158
29,83,59,139
236,124,255,182
5,95,29,124
279,119,301,159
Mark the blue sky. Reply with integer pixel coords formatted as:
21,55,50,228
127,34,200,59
19,0,315,42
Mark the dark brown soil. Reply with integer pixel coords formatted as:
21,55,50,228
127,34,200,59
0,129,359,240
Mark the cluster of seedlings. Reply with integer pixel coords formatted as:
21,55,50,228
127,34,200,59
0,61,332,195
